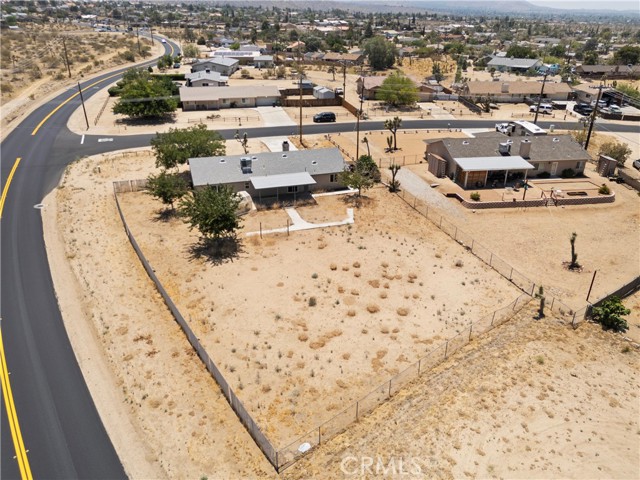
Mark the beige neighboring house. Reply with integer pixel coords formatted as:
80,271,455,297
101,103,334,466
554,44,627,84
191,58,240,76
461,81,573,103
356,76,387,100
185,70,229,87
322,52,364,64
180,85,281,110
425,133,590,188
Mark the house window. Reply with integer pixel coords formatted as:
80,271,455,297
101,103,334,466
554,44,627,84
244,182,250,189
287,186,298,193
330,174,338,182
241,98,247,104
576,161,583,170
202,83,209,86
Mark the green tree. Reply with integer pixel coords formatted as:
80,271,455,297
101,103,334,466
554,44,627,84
339,154,380,199
363,36,396,71
613,45,640,65
151,125,226,170
591,296,630,332
112,69,178,119
506,45,536,58
179,185,242,243
376,73,418,107
197,36,207,46
616,83,640,100
145,170,188,211
432,62,444,83
384,116,402,151
182,43,199,58
599,140,632,167
363,22,373,39
583,51,599,65
229,42,241,51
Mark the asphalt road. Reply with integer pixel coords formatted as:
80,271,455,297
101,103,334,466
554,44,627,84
0,38,176,480
2,37,639,479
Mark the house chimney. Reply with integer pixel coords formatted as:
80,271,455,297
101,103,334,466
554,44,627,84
519,139,532,158
501,82,509,94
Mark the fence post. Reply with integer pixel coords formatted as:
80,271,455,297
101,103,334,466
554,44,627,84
417,359,421,375
388,379,392,398
489,253,493,266
260,222,263,239
491,310,496,326
530,283,535,296
287,219,290,236
509,268,513,281
276,451,279,471
444,340,448,358
469,324,473,341
454,227,458,241
513,297,518,310
550,297,555,311
439,216,443,228
318,426,321,445
356,401,359,421
471,240,474,251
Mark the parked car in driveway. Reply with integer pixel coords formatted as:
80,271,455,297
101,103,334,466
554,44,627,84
529,104,553,114
633,159,640,170
313,112,336,123
609,105,622,114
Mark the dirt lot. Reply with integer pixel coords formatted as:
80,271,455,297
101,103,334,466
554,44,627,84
282,302,640,480
0,24,160,137
117,172,521,448
326,130,640,312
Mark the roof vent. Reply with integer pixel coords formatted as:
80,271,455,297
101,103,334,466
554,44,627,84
219,158,226,163
498,142,511,155
552,137,560,142
312,160,318,165
462,140,469,145
282,154,287,158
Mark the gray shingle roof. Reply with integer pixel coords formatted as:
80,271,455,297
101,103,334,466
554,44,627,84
189,148,346,187
487,57,542,69
185,71,228,83
433,133,591,163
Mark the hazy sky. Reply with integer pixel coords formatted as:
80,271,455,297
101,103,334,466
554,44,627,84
526,0,639,10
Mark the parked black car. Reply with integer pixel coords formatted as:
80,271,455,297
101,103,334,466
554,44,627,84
313,112,336,123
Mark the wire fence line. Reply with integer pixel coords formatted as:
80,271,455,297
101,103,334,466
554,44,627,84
112,180,535,473
276,292,532,472
112,187,279,470
394,188,537,296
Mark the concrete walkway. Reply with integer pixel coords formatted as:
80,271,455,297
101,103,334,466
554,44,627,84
395,168,464,220
418,102,456,120
260,136,299,152
245,207,354,236
255,106,296,127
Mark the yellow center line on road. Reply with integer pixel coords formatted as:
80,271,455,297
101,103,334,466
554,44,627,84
0,157,21,219
0,328,33,480
31,43,173,136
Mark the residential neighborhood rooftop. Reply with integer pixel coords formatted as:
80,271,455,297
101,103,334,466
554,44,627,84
179,85,280,102
188,148,346,187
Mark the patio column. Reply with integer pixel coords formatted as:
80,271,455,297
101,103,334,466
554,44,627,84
523,169,528,182
503,170,509,187
484,171,488,187
464,171,468,189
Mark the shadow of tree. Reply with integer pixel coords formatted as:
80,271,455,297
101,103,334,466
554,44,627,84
152,208,180,223
115,114,177,126
187,236,245,266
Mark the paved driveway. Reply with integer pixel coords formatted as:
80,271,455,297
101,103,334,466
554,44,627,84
255,106,296,127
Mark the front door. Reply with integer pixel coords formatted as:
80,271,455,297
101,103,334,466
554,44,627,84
551,162,558,176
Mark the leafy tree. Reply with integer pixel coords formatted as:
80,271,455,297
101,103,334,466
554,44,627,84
229,42,241,51
197,36,207,46
339,154,380,199
182,43,199,58
616,83,640,100
179,185,242,243
363,36,396,71
302,36,322,52
569,232,579,270
599,140,632,167
328,65,336,81
591,296,630,332
376,73,418,107
112,69,178,119
156,54,175,70
506,45,536,59
613,45,640,65
583,51,599,65
145,170,188,210
363,22,373,39
151,125,226,170
384,116,402,151
547,44,566,58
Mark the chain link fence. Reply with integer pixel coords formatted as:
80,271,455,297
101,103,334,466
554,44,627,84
396,189,536,296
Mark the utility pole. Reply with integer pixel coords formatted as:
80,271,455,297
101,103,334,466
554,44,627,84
355,83,364,160
584,77,606,151
77,82,89,130
342,61,347,101
533,72,548,125
62,37,71,78
136,27,141,53
298,71,303,145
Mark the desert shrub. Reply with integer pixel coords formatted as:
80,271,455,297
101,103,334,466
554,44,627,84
561,168,575,178
367,304,380,313
470,191,481,201
591,296,630,332
598,184,610,195
599,140,632,166
120,51,136,62
308,296,317,307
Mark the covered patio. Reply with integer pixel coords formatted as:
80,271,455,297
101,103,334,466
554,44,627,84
452,155,535,189
251,172,317,206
